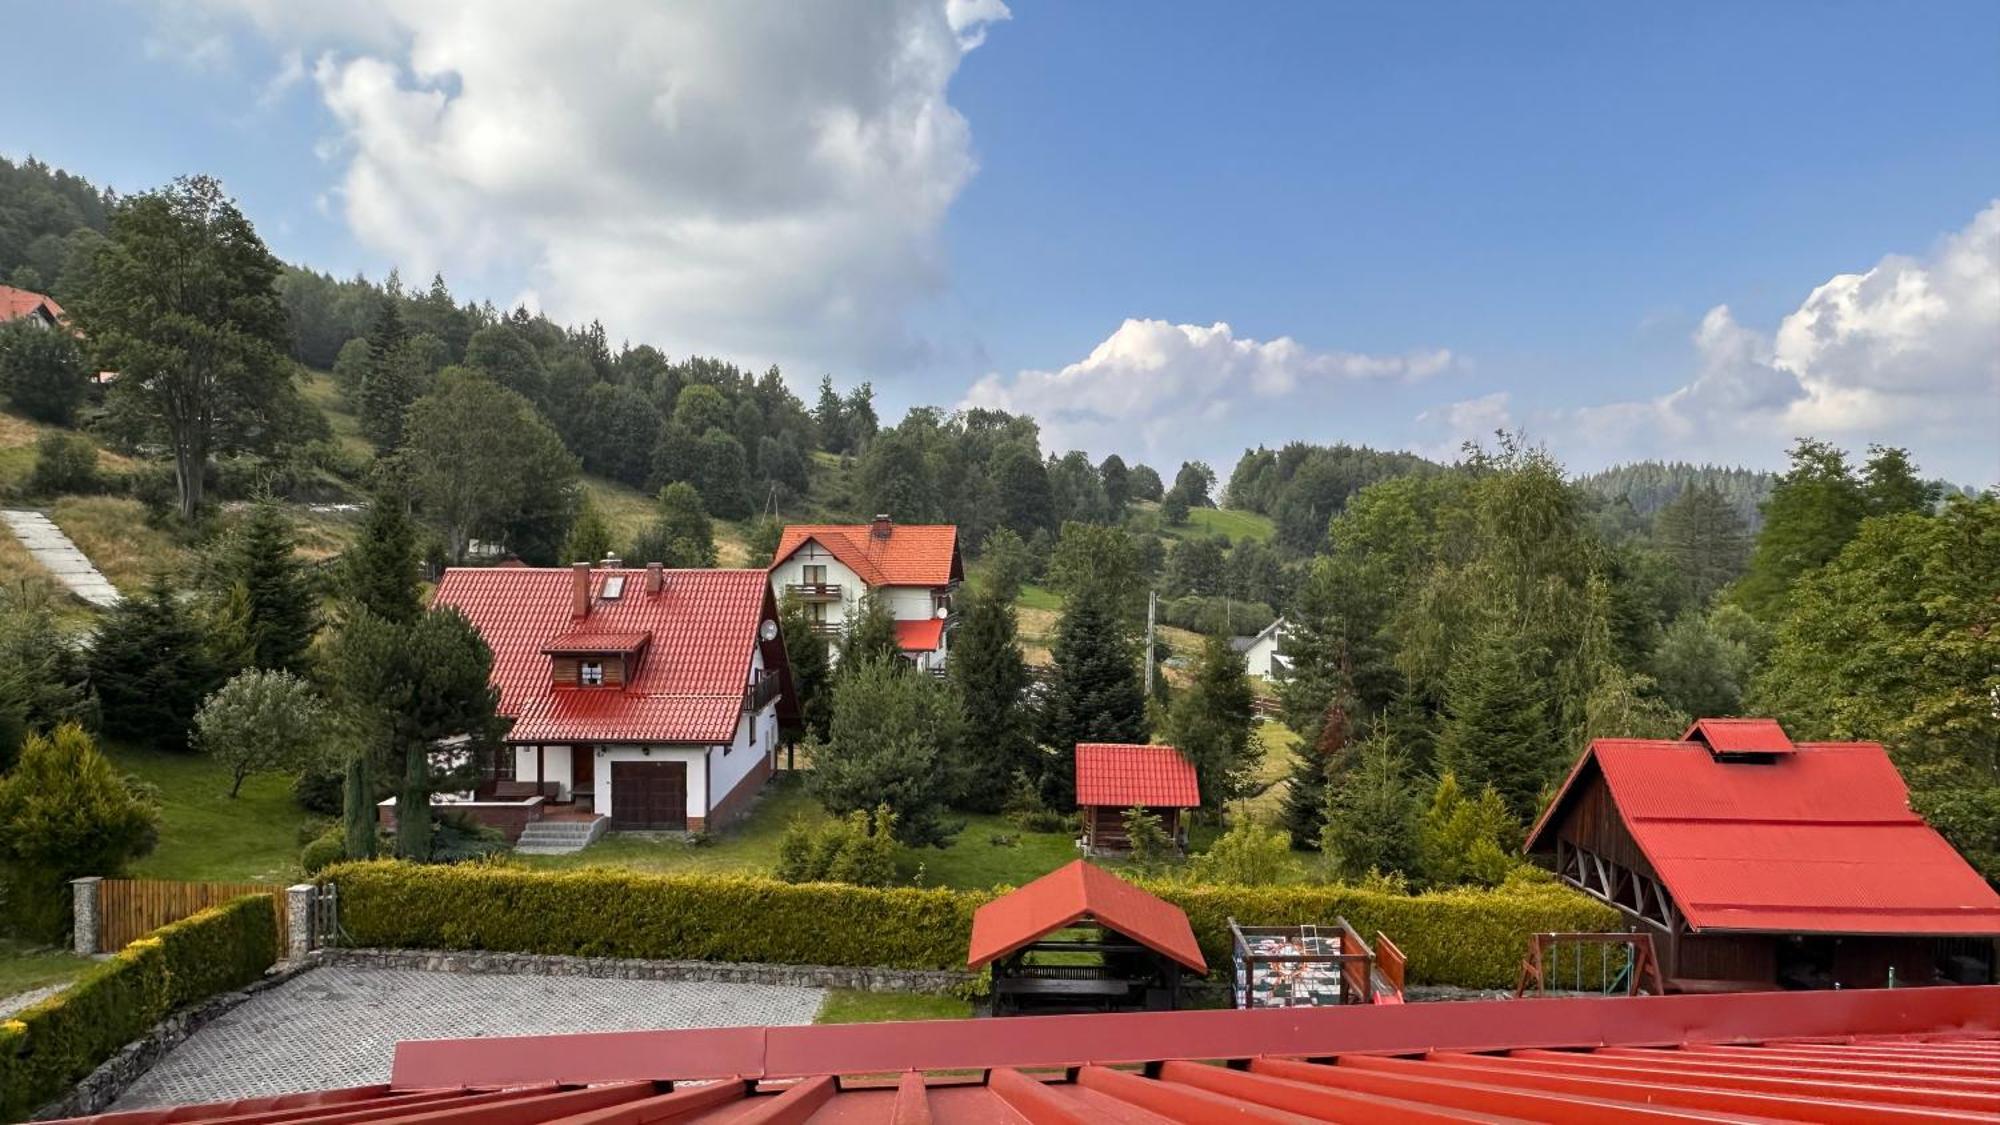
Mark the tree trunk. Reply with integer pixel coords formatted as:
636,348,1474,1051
396,743,432,860
229,767,246,798
342,752,377,860
175,446,203,524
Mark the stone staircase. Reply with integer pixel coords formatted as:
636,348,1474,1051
513,815,611,855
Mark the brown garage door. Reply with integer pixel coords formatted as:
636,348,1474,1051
611,761,687,830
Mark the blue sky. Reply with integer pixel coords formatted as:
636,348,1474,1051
5,1,1997,481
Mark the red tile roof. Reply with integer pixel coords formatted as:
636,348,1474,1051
967,860,1207,973
770,522,959,586
0,283,63,324
893,617,944,652
58,986,2000,1122
431,567,786,745
1075,742,1201,807
541,628,651,656
1527,721,2000,936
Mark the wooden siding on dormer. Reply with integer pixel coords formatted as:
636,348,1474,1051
552,655,628,688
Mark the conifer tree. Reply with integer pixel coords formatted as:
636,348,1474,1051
1166,632,1257,809
841,589,901,670
561,496,615,565
1433,622,1556,820
1320,733,1420,881
1039,582,1146,805
1652,483,1749,607
217,499,318,672
948,579,1034,811
0,724,159,938
1281,700,1353,849
777,594,833,743
342,486,424,624
89,576,222,751
1734,438,1866,621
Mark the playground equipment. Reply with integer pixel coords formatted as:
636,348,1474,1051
1515,931,1666,998
1229,917,1406,1007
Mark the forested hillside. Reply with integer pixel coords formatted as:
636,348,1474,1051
1,157,1994,888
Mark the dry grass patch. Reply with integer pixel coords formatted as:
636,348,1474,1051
49,496,188,592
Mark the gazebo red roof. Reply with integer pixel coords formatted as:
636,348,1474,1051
966,859,1207,973
1075,742,1201,808
1527,720,2000,936
51,986,2000,1122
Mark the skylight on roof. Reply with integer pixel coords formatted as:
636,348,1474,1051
601,575,625,599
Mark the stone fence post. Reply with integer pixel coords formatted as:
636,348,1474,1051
70,876,102,956
285,884,317,961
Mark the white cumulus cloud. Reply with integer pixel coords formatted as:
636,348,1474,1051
173,0,1008,373
964,317,1455,459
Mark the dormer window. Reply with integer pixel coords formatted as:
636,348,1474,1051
601,575,625,600
580,661,605,686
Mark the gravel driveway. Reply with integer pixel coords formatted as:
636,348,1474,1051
111,967,825,1109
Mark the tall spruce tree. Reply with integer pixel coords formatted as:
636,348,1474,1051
1320,732,1421,881
1039,581,1147,805
341,486,424,624
778,594,833,744
1166,632,1257,810
948,579,1035,811
1734,438,1866,621
1280,700,1353,849
1433,622,1557,821
89,576,222,751
1652,483,1750,606
216,499,317,672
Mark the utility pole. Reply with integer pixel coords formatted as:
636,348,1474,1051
1144,588,1157,695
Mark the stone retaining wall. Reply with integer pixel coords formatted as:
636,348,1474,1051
318,947,973,994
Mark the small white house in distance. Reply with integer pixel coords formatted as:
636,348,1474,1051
1232,618,1290,681
767,516,962,673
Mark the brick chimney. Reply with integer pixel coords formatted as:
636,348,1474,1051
645,561,664,596
571,561,591,618
870,513,893,540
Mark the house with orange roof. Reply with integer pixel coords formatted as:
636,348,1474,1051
420,561,794,851
767,515,962,672
0,283,66,330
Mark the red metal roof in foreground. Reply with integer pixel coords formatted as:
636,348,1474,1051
1074,742,1202,808
967,859,1208,973
1527,721,2000,936
51,986,2000,1123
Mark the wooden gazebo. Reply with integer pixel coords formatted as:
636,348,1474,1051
1074,743,1200,854
967,861,1208,1016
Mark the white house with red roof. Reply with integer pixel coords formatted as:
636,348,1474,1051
0,283,65,330
767,515,962,672
426,561,794,844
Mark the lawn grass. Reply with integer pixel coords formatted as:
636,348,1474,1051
1236,721,1301,827
103,743,312,884
49,496,188,592
814,989,972,1024
1015,584,1062,612
298,369,373,462
900,812,1080,890
513,781,828,875
0,939,91,1005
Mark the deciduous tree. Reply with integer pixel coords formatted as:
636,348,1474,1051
195,669,331,797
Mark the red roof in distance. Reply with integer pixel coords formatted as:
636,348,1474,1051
1528,719,2000,936
892,617,944,652
432,567,788,745
1075,742,1201,808
770,521,960,587
967,860,1207,973
0,283,64,324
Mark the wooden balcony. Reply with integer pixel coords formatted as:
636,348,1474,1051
787,583,844,602
743,673,783,713
809,622,842,637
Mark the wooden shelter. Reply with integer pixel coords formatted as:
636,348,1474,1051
1073,743,1200,854
1526,718,2000,992
967,860,1207,1015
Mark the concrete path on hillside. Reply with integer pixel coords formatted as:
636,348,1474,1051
1,509,121,607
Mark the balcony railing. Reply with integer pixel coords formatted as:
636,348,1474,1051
809,622,842,637
744,673,783,713
787,583,844,602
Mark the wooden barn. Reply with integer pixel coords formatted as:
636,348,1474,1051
1074,743,1200,854
1525,718,2000,993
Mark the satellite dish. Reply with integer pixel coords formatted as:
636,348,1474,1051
759,619,779,642
934,605,950,620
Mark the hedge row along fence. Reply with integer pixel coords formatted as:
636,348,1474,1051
322,862,1616,992
0,894,277,1122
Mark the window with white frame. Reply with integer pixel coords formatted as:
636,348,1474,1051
580,660,605,686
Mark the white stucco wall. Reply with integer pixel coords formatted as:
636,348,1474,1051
513,744,574,797
768,542,864,628
1243,627,1288,680
881,585,938,619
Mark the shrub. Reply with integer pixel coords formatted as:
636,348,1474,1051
300,825,346,876
0,895,275,1119
0,724,159,941
428,812,508,864
1186,820,1301,886
322,861,976,970
0,320,88,425
319,861,1615,989
773,808,897,887
25,433,97,496
1122,806,1176,871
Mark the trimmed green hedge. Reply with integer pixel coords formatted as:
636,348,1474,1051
0,895,277,1122
323,862,1614,989
323,862,978,971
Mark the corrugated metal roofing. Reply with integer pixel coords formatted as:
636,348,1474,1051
1074,742,1201,808
966,859,1208,973
1685,717,1798,755
431,567,779,745
1526,723,2000,936
53,986,2000,1123
770,522,960,586
893,617,945,652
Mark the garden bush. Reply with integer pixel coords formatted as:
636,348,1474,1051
25,433,97,497
321,861,1614,989
0,894,276,1120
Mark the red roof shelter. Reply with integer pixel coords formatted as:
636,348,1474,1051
52,985,2000,1122
1074,742,1200,854
1527,717,2000,991
969,860,1205,1015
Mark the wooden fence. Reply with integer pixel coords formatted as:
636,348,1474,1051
99,878,288,954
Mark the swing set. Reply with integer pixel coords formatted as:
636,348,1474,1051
1514,931,1666,998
